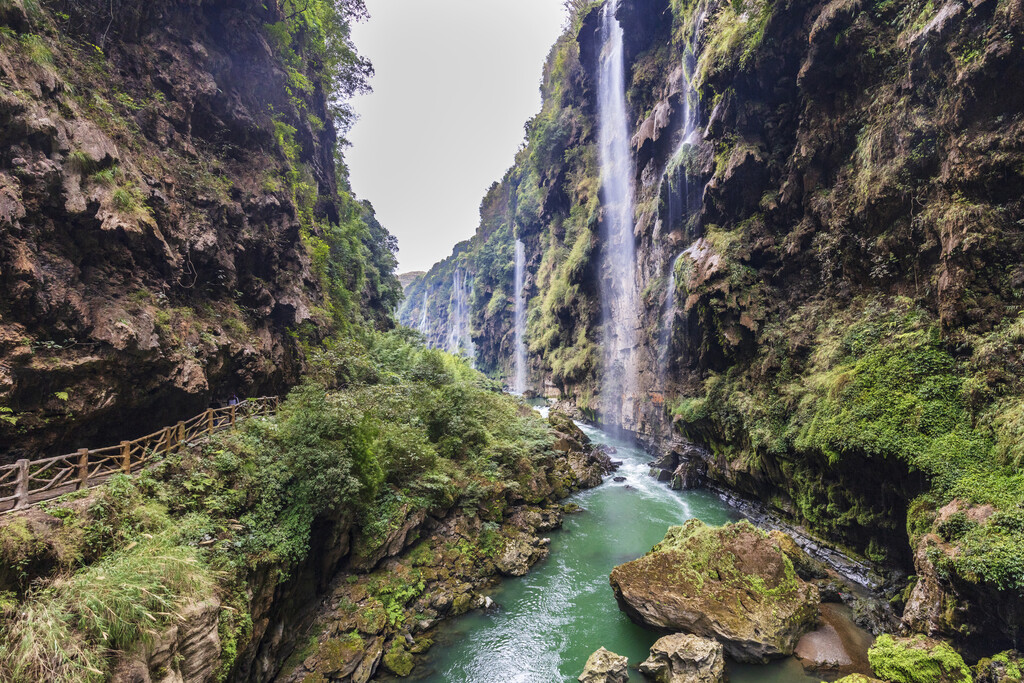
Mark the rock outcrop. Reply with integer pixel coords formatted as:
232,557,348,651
609,520,819,662
578,647,629,683
638,634,726,683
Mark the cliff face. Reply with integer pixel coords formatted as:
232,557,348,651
0,0,399,460
401,0,1024,655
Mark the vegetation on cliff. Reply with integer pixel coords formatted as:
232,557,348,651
0,0,400,458
0,329,573,681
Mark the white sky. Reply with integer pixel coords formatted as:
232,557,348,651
347,0,566,273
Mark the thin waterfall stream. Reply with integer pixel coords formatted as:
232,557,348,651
512,239,527,395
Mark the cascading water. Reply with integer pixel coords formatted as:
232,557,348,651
512,238,528,395
417,291,430,335
657,253,683,389
666,3,708,239
597,0,639,430
447,269,476,367
659,4,708,388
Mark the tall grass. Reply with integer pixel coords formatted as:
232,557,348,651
0,536,215,682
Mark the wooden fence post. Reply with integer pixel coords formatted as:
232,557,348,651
206,409,214,434
77,449,89,489
13,459,29,510
230,404,236,426
175,422,185,450
121,441,131,474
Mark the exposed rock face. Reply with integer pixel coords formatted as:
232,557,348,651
113,599,222,683
578,647,629,683
638,633,726,683
609,520,819,663
495,532,551,576
0,0,397,461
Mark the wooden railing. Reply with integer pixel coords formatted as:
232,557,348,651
0,397,279,514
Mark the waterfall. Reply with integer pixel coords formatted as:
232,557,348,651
659,4,709,388
597,0,639,429
667,3,708,238
417,291,429,335
658,253,683,389
447,269,476,367
512,238,528,395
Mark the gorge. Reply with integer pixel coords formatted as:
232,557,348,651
0,0,1022,680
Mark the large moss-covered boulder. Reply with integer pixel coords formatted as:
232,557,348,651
867,634,971,683
609,520,819,663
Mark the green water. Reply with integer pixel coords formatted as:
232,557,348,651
393,421,826,683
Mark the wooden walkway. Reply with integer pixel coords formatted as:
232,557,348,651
0,397,279,514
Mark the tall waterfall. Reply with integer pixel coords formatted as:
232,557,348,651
512,238,528,395
417,291,429,335
660,4,708,386
597,0,639,429
447,269,476,367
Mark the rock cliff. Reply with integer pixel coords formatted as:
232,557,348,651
400,0,1024,658
0,0,400,461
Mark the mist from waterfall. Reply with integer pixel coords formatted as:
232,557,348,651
417,290,429,335
512,238,528,395
597,0,639,430
447,268,476,367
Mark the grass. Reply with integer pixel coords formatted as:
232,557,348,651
0,535,215,682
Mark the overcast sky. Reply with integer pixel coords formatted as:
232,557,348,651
347,0,566,274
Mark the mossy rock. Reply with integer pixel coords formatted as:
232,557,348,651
609,520,819,663
312,633,364,678
354,603,387,634
975,651,1023,683
831,675,885,683
383,641,414,677
868,634,971,683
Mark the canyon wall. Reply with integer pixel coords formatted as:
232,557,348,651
400,0,1024,656
0,0,400,461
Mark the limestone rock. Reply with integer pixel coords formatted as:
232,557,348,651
638,633,726,683
578,647,629,683
494,532,550,576
113,599,222,683
609,520,819,663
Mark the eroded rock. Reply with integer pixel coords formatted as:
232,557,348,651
638,633,726,683
578,647,629,683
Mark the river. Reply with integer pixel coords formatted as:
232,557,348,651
385,419,844,682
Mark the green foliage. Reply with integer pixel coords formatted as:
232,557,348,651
868,634,971,683
0,534,214,682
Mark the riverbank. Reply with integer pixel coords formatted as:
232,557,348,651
383,418,877,682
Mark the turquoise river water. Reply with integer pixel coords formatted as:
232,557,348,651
385,419,831,683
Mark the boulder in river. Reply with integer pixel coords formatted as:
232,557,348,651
638,633,726,683
578,647,629,683
494,532,550,576
609,519,820,663
867,634,971,683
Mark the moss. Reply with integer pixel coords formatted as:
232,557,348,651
382,640,414,677
868,634,971,683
